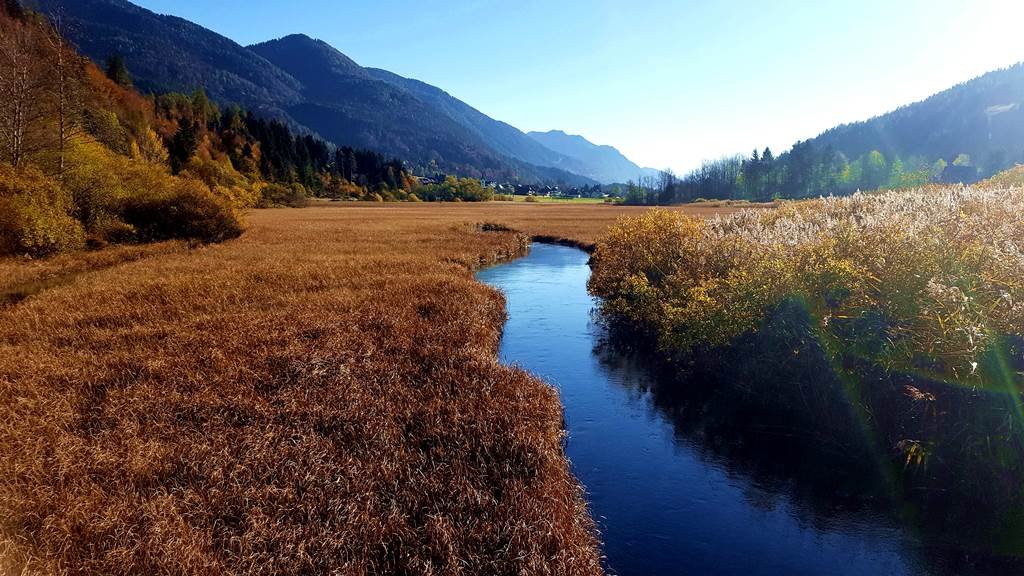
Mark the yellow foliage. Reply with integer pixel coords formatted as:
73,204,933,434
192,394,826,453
0,165,85,256
59,138,245,247
135,128,170,165
182,155,260,208
979,165,1024,188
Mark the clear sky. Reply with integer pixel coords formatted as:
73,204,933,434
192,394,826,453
132,0,1024,174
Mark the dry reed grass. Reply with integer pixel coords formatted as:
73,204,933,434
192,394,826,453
591,185,1024,383
0,202,743,575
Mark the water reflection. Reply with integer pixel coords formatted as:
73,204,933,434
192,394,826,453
477,243,1024,576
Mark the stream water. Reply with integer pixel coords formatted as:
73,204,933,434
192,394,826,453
476,242,1019,576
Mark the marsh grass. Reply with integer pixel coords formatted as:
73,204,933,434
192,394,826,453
591,185,1024,385
0,201,757,575
981,165,1024,188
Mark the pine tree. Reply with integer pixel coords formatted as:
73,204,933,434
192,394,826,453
105,54,132,87
168,120,197,174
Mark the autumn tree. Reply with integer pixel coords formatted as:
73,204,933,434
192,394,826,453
40,10,85,175
0,9,84,172
861,150,889,190
0,16,49,167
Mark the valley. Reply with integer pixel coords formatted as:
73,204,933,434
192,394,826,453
4,0,1024,574
0,202,743,574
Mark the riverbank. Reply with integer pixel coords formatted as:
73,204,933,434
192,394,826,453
0,202,746,574
479,244,943,575
588,188,1024,562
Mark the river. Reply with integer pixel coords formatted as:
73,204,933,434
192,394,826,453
476,242,1017,576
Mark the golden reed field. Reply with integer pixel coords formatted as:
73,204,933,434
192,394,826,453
0,202,746,575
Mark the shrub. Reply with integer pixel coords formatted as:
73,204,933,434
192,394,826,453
59,139,251,247
0,165,85,257
479,222,513,232
119,180,243,243
417,176,493,202
62,140,135,233
524,195,539,203
183,155,261,208
259,182,308,208
86,213,137,248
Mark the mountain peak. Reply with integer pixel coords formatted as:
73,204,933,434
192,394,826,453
260,33,324,49
275,33,314,42
32,0,600,185
249,34,365,79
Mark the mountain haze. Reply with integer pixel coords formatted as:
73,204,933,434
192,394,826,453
806,62,1024,177
528,130,661,184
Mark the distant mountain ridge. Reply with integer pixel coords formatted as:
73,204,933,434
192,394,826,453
29,0,302,114
363,68,593,176
27,0,646,185
806,62,1024,177
528,130,661,184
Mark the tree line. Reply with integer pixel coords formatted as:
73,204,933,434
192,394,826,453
150,86,416,202
624,142,973,205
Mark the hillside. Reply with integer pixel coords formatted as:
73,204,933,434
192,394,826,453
646,62,1024,204
0,0,435,261
365,68,594,178
528,130,661,184
27,0,596,185
248,35,510,178
810,63,1024,179
26,0,302,114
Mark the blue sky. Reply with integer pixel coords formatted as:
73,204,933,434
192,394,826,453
133,0,1024,173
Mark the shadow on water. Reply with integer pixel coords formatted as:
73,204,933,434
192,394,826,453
598,299,1024,575
478,243,1024,576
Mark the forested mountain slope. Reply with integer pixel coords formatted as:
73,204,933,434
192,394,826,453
810,62,1024,177
28,0,599,184
645,62,1024,204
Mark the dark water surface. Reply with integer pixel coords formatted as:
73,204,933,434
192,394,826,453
476,243,1003,576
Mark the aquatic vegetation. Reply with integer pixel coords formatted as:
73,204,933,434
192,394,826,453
591,185,1024,385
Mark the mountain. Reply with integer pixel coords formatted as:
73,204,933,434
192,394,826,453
808,63,1024,178
653,62,1024,204
27,0,302,115
247,34,515,178
364,69,592,176
528,130,661,184
28,0,597,185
